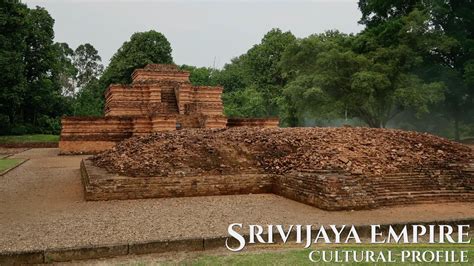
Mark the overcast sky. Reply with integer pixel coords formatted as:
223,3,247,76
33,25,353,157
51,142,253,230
24,0,363,69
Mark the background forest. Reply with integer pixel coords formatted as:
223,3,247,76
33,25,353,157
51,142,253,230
1,0,473,140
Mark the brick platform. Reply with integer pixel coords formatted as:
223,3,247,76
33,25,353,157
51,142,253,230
81,159,474,210
60,64,278,154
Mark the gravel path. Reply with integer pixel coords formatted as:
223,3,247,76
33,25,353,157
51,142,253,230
1,148,473,253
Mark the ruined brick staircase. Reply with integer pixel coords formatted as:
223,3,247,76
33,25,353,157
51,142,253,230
272,160,473,210
371,167,473,206
160,86,179,114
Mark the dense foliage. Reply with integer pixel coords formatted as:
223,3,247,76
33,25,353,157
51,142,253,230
0,1,472,140
212,1,473,139
0,2,104,134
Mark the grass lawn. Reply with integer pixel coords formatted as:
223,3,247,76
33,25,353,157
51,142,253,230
0,158,24,173
0,134,59,143
175,244,473,266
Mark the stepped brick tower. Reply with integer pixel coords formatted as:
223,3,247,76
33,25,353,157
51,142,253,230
59,64,278,154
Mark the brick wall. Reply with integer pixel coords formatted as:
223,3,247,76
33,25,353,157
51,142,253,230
60,116,178,154
176,86,224,116
81,159,474,210
131,64,190,82
81,159,273,201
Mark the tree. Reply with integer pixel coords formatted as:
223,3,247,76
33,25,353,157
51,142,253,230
179,65,217,86
213,55,252,93
280,75,337,127
9,6,72,135
73,43,103,88
55,42,76,97
217,28,296,117
244,29,296,116
101,30,173,86
358,0,421,26
23,7,65,130
0,1,70,134
0,3,73,135
357,0,474,139
280,31,444,128
425,0,474,140
73,79,103,116
222,86,266,118
0,1,28,133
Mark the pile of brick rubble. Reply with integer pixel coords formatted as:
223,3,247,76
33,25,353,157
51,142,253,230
92,127,472,177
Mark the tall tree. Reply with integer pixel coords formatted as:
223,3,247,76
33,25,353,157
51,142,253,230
72,79,103,116
280,31,444,128
358,0,421,26
358,0,474,139
55,42,76,97
101,30,173,86
213,55,251,93
217,28,296,117
0,1,28,133
245,29,296,116
179,65,217,86
23,6,63,128
73,43,103,88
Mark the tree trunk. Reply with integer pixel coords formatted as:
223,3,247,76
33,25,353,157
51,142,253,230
454,117,460,141
365,118,383,128
288,106,299,127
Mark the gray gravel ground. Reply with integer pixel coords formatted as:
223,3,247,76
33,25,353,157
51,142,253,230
1,148,473,253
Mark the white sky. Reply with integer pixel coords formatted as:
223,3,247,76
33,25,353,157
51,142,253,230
24,0,363,68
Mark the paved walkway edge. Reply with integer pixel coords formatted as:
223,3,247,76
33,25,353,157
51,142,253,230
1,218,473,264
0,142,58,148
0,158,29,176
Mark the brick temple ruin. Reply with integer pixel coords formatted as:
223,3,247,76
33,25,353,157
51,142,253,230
59,64,278,154
62,64,474,211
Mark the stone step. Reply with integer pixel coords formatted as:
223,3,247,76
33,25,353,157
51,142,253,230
374,177,462,180
377,189,471,196
372,183,465,190
161,97,176,101
161,98,177,103
376,194,473,202
377,196,473,205
373,186,467,192
371,178,460,184
380,198,472,206
371,179,464,185
372,181,465,186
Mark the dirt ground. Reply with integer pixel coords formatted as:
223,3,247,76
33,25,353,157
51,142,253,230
0,148,473,254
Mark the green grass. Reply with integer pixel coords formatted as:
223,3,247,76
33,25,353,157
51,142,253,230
170,244,473,266
0,134,59,143
0,158,24,172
